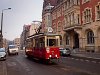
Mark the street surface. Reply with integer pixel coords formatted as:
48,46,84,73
0,50,100,75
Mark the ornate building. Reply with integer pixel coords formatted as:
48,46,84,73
21,25,31,49
41,0,100,52
14,38,20,49
51,0,65,47
63,0,81,49
80,0,100,52
42,0,57,33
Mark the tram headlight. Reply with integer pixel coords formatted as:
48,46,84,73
49,55,51,57
26,49,30,52
55,54,57,57
46,48,50,53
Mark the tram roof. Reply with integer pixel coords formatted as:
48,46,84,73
27,33,61,39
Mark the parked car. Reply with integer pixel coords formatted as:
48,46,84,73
0,48,6,60
59,48,71,56
8,45,19,55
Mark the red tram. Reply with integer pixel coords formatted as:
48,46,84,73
25,33,60,62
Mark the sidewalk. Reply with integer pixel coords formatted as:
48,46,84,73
71,51,100,60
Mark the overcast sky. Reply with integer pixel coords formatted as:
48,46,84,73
0,0,43,40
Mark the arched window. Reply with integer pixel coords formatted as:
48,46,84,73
66,35,70,45
87,31,94,44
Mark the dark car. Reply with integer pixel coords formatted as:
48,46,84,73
59,48,71,56
0,48,6,60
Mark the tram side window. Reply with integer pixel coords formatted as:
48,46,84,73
30,38,33,47
35,38,45,47
47,39,56,46
35,39,39,48
29,41,33,48
26,39,31,48
39,38,45,47
32,39,35,47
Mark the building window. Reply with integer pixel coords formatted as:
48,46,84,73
68,0,70,7
87,31,94,44
96,5,100,20
57,8,61,18
74,0,80,5
83,0,90,4
65,16,68,25
84,9,91,24
52,12,56,20
66,35,70,45
48,15,50,21
67,13,75,25
71,13,75,25
53,24,56,33
62,5,64,15
60,36,62,45
57,22,61,33
70,0,74,6
68,14,71,25
77,14,80,24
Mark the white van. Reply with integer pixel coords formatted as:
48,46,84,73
8,45,19,55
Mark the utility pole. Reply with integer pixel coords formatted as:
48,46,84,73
0,8,11,48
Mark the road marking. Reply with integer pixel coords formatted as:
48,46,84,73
61,68,70,71
70,57,99,64
63,57,67,58
92,61,96,63
75,59,79,60
87,57,100,60
7,62,16,66
71,58,74,59
85,60,89,62
80,59,84,61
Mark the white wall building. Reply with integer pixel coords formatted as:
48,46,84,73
29,21,41,36
14,38,20,49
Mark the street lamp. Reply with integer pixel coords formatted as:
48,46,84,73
0,8,11,47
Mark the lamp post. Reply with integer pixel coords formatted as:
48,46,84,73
0,8,11,47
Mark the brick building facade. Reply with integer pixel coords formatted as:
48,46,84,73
42,0,57,33
42,0,100,52
51,0,65,47
79,0,100,52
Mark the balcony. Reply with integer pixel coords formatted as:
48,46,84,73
63,23,82,31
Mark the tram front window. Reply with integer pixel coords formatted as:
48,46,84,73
47,39,57,46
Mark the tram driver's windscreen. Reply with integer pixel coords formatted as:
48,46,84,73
48,39,57,46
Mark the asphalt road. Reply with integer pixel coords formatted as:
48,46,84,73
0,50,100,75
